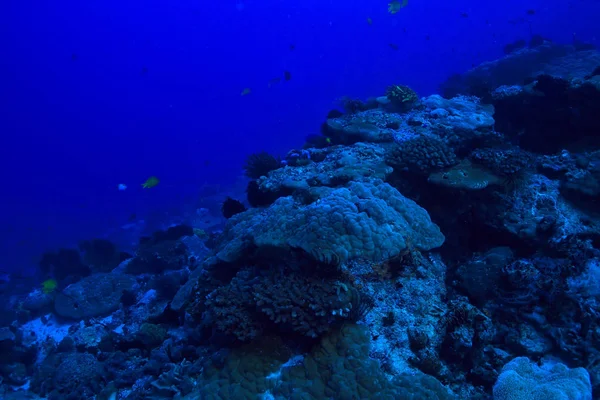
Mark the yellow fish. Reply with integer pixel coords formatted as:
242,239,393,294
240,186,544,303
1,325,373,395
240,88,251,96
388,0,408,14
142,176,160,189
367,17,373,25
42,279,58,294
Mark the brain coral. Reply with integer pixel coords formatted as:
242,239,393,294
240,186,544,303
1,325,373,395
215,179,444,265
493,357,592,400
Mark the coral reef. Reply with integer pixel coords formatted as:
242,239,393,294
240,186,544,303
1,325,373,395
213,179,444,266
385,84,419,110
493,357,592,400
54,273,136,319
243,151,282,179
220,197,247,219
4,41,600,400
196,267,364,340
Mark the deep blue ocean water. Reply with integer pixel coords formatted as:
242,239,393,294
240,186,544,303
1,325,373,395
1,0,598,274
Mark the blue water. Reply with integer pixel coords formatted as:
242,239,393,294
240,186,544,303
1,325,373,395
1,0,598,274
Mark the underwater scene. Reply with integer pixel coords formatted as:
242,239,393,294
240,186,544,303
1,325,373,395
2,0,600,399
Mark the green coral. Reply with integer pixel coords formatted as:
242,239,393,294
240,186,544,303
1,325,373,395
386,84,419,109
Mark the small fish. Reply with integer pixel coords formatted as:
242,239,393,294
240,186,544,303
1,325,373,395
526,9,535,15
289,44,295,51
388,0,408,14
141,67,149,75
284,70,292,81
117,183,127,191
142,176,160,189
42,279,58,295
389,43,399,50
325,137,332,144
367,17,373,25
460,12,469,18
71,53,78,61
241,88,251,96
128,213,137,222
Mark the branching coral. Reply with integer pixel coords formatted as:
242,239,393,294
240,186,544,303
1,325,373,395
200,268,365,341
